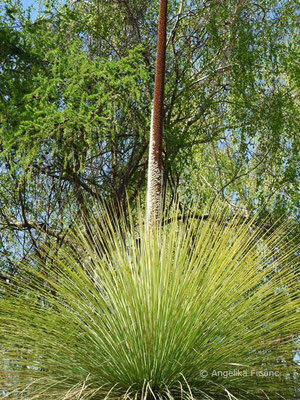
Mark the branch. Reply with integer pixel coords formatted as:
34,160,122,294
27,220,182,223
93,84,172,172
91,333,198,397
18,182,44,259
32,164,99,198
166,0,184,47
0,210,65,242
190,64,237,86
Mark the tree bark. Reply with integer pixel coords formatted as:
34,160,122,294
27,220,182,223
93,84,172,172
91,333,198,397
146,0,168,228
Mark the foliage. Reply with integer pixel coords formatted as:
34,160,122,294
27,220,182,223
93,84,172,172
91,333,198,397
0,0,151,266
0,0,299,266
0,204,299,399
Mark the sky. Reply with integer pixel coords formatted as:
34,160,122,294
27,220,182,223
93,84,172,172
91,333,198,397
22,0,37,10
21,0,39,19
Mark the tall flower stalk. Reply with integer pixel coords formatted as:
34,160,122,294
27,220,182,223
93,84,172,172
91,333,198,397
146,0,168,228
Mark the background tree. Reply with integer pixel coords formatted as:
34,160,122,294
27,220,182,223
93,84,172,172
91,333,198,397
0,0,299,268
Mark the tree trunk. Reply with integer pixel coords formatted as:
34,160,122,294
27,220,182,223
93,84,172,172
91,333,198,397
146,0,168,228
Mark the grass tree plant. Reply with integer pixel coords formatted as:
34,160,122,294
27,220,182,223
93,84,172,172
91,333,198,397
1,0,299,399
0,204,299,399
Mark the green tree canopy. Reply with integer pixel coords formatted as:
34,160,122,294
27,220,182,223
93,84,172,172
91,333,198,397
0,0,299,266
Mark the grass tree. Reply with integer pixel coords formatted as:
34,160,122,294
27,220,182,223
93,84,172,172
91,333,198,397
0,205,299,399
0,0,299,399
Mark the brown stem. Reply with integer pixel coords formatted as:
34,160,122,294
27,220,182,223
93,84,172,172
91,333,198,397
146,0,168,227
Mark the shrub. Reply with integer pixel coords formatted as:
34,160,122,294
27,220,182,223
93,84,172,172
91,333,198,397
0,205,299,399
